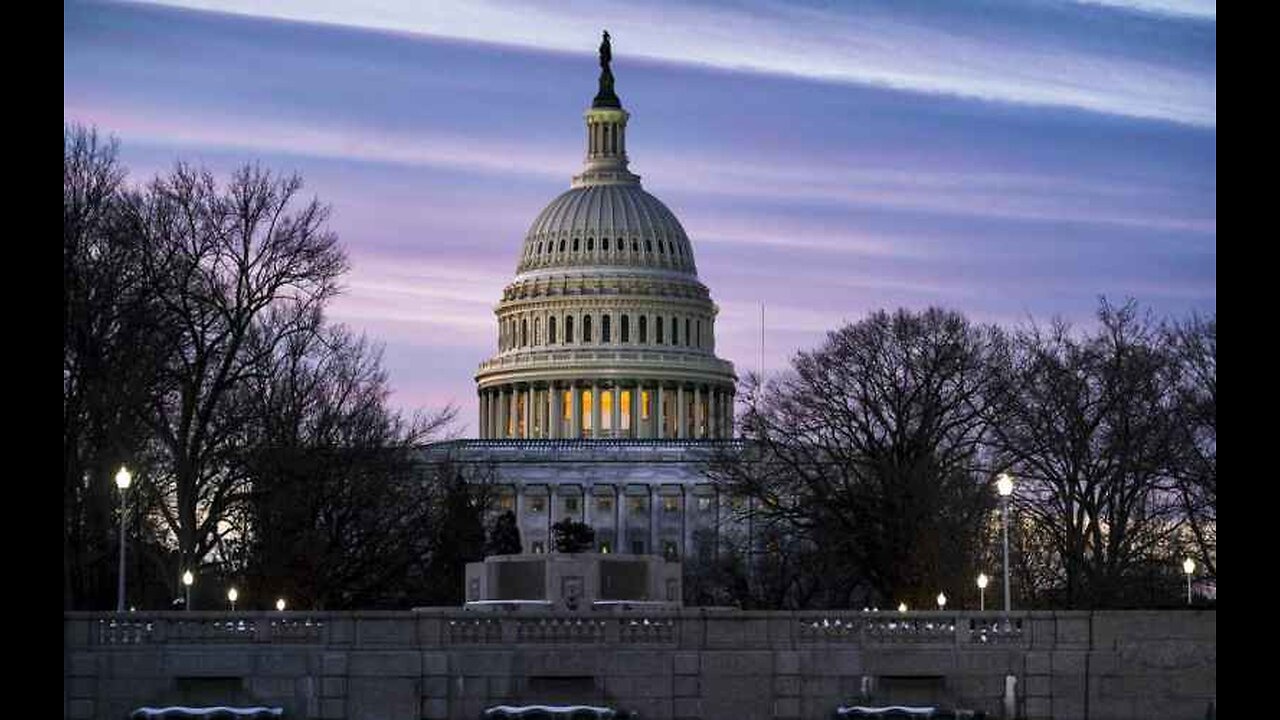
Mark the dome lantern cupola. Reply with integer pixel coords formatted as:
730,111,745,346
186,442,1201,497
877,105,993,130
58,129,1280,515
476,32,736,441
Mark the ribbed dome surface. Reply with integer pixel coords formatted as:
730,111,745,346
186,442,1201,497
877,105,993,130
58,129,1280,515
517,184,696,274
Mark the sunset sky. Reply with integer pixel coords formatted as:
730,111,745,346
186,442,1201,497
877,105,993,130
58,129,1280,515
65,0,1216,435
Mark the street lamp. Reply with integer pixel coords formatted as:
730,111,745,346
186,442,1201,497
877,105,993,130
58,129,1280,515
996,473,1015,613
276,598,286,612
182,570,194,611
898,602,907,613
228,587,238,612
977,573,989,612
1182,558,1195,606
936,592,947,611
114,466,132,612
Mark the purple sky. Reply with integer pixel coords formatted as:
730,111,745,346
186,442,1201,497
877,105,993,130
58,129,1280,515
65,0,1216,436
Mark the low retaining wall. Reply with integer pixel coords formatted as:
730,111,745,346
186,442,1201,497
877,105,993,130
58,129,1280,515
64,609,1215,720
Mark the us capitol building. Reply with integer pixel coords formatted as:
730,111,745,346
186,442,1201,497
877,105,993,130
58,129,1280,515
424,33,739,562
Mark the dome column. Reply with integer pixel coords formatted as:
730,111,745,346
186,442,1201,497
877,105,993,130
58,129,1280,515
677,385,688,439
707,388,718,439
591,383,602,439
630,382,641,438
548,382,561,439
611,385,622,439
570,381,581,438
656,384,666,439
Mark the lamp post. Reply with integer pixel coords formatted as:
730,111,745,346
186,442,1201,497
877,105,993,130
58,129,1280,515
228,587,238,612
996,473,1015,613
276,598,286,612
114,466,132,612
977,573,989,612
936,592,947,611
1182,558,1195,606
898,602,907,613
182,570,194,611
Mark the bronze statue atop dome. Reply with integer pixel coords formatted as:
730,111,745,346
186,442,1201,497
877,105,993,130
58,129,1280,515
593,30,621,108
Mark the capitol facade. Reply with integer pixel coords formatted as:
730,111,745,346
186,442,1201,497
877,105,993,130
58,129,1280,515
426,33,739,561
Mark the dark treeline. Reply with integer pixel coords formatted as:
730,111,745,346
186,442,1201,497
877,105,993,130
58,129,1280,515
64,125,489,611
703,304,1215,610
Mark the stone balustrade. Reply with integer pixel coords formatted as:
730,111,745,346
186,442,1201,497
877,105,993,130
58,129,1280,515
65,609,1215,720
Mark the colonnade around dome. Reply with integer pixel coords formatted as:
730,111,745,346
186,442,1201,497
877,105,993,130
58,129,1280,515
478,379,733,439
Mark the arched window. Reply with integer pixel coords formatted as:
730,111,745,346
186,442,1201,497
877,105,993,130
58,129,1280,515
573,238,580,252
685,318,691,346
639,316,648,343
646,240,652,252
657,317,664,344
587,238,594,251
671,316,678,345
696,320,702,348
521,318,528,347
632,239,639,252
583,315,593,343
559,239,566,252
549,316,557,344
602,238,609,251
565,316,574,343
621,315,630,343
602,314,611,343
658,241,665,254
536,242,542,254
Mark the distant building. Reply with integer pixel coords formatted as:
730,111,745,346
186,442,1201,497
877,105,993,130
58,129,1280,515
424,33,739,560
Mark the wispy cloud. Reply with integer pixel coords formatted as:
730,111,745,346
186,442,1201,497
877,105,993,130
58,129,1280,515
131,0,1214,126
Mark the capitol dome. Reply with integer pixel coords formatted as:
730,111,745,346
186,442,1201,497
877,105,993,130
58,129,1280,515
476,33,736,440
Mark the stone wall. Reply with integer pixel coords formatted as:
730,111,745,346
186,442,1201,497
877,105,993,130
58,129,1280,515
64,609,1214,720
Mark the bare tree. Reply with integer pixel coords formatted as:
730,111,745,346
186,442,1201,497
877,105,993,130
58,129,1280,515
990,300,1187,607
1164,313,1215,581
712,308,1004,608
131,162,348,578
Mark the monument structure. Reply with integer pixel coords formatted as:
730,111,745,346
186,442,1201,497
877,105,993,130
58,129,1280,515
427,32,740,562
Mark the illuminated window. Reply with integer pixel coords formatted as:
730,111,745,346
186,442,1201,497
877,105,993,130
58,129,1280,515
662,496,679,513
581,390,592,432
562,390,572,420
597,496,613,513
641,390,651,420
601,391,613,430
621,391,631,430
662,541,679,560
697,496,712,512
498,495,515,511
599,541,612,554
532,541,545,554
629,496,647,515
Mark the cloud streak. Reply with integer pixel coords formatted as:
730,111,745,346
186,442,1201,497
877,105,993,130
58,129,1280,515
131,0,1214,126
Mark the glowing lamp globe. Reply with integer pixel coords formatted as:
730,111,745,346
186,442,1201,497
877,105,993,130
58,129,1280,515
115,466,132,490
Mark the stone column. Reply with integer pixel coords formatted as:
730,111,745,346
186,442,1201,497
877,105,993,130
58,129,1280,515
611,385,622,439
570,382,581,439
656,384,666,439
725,392,734,437
682,484,692,560
522,386,532,439
707,388,717,439
692,386,702,438
497,387,508,439
478,391,488,438
509,387,519,439
630,384,641,439
649,485,658,557
615,484,626,554
515,485,525,552
677,385,688,439
550,383,562,439
591,383,602,439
